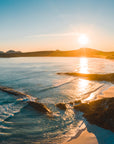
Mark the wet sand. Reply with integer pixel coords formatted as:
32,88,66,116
64,129,98,144
98,86,114,99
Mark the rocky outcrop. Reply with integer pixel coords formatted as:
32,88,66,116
74,98,114,132
57,72,114,83
28,101,52,115
0,86,52,116
0,86,31,99
69,100,81,105
56,103,67,110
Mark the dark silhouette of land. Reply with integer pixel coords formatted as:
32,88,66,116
0,48,114,59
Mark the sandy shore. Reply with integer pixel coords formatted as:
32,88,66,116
97,86,114,99
64,129,98,144
64,86,114,144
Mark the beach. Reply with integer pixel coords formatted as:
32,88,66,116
64,129,98,144
98,86,114,99
0,57,114,144
64,86,114,144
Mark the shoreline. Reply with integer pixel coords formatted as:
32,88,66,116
0,48,114,60
63,129,98,144
63,86,114,144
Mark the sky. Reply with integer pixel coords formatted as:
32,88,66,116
0,0,114,52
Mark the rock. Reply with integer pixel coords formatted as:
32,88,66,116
69,100,81,105
0,85,52,116
74,103,89,113
56,103,67,110
0,86,31,99
58,72,114,83
69,101,73,105
74,98,114,132
28,101,52,115
74,100,81,104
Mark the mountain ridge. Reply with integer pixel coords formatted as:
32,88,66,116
0,48,114,59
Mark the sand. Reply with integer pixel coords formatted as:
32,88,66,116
97,86,114,99
64,129,98,144
64,86,114,144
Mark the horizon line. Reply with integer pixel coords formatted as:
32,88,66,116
1,48,114,53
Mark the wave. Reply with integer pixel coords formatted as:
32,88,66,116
81,84,104,100
0,85,53,117
0,101,27,123
38,77,76,93
57,72,114,83
65,121,86,143
0,81,104,120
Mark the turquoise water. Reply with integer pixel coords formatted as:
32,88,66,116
0,57,114,144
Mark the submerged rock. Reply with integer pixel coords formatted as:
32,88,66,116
28,101,52,115
56,103,67,110
0,86,31,99
74,98,114,132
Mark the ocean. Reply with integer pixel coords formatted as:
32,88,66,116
0,57,114,144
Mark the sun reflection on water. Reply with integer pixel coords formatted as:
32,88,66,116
77,58,90,98
79,57,88,74
78,78,89,94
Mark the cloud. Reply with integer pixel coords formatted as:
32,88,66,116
27,32,80,38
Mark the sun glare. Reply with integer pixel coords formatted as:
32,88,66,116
79,57,88,74
78,34,89,45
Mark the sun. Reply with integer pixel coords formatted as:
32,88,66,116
78,34,89,45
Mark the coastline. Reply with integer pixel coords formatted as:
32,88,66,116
97,86,114,99
0,48,114,60
64,86,114,144
63,129,98,144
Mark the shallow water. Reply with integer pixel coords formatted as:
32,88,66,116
0,57,114,143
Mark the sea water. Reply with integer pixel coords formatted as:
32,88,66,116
0,57,114,144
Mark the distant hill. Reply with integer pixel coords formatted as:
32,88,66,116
0,48,114,59
6,50,22,54
0,51,4,54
